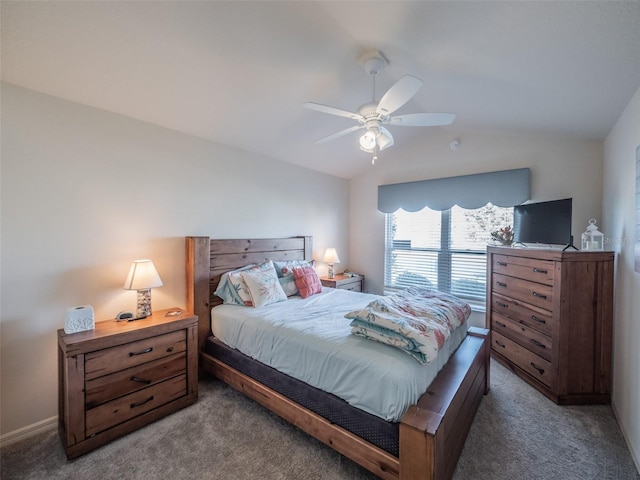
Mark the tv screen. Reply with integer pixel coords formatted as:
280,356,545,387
513,198,572,245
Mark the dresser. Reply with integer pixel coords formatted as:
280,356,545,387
58,308,198,458
320,274,364,292
486,246,614,404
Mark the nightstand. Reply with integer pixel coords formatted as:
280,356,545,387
320,274,364,292
58,308,198,459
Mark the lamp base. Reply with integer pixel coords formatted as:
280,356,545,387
328,264,335,279
136,289,152,318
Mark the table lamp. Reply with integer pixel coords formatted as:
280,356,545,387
124,259,163,318
323,248,341,279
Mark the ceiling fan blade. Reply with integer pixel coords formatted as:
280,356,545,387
303,102,364,122
388,112,456,126
378,127,394,151
316,124,364,144
376,75,423,116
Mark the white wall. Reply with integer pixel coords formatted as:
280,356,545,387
603,84,640,469
0,83,350,436
349,128,604,300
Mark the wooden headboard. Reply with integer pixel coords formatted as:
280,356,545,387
185,236,313,352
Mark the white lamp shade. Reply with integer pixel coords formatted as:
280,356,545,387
124,259,163,290
323,248,341,264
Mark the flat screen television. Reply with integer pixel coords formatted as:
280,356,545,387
513,198,573,246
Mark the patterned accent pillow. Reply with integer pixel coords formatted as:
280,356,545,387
227,261,274,306
292,265,322,299
274,260,316,296
240,265,287,308
214,264,256,305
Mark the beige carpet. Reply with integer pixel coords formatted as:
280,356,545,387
2,360,638,479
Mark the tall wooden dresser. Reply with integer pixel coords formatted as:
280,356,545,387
486,246,614,404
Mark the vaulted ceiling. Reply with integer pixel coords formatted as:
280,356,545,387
2,1,639,178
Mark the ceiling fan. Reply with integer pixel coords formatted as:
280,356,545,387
303,51,455,163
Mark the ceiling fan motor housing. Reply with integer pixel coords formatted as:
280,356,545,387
358,50,388,76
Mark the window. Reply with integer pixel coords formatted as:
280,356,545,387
384,203,514,305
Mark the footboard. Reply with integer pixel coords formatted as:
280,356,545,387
201,327,489,480
400,326,489,480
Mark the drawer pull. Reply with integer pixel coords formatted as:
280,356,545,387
495,321,506,328
130,376,152,385
531,315,546,324
497,281,507,288
129,347,153,357
533,268,548,274
497,261,507,267
495,340,506,348
167,347,174,353
532,292,547,299
530,363,545,375
130,396,154,409
496,302,508,309
530,339,546,349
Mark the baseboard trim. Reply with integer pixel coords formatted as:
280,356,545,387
611,399,640,475
0,416,57,448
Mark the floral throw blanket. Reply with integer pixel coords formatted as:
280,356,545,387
345,287,471,365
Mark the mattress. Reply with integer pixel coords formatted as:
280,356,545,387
210,287,468,422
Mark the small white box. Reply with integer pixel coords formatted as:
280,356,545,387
64,305,95,334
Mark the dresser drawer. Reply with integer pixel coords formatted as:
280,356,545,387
493,254,554,285
85,330,186,380
491,312,552,362
85,352,186,408
492,331,553,388
85,375,187,437
490,292,554,336
492,273,553,311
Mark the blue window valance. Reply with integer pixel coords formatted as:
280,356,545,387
377,168,530,213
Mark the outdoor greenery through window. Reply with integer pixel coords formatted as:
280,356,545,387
384,203,514,305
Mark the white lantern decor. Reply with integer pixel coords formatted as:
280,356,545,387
581,218,604,251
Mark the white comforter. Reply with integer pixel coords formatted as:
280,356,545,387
211,288,468,422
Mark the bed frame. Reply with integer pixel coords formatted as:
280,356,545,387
185,236,489,480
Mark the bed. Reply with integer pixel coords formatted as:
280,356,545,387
186,236,489,480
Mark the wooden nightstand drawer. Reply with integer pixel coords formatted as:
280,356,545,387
85,330,186,380
86,375,187,437
85,352,186,408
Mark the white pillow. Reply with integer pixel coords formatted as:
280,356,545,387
240,266,287,308
227,261,273,306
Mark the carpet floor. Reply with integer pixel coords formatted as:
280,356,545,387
2,360,638,479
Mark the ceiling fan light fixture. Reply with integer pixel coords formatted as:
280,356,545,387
359,130,377,150
377,130,393,151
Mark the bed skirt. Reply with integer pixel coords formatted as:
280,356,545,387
205,336,400,456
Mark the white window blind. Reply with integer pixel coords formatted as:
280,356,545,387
384,203,514,304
